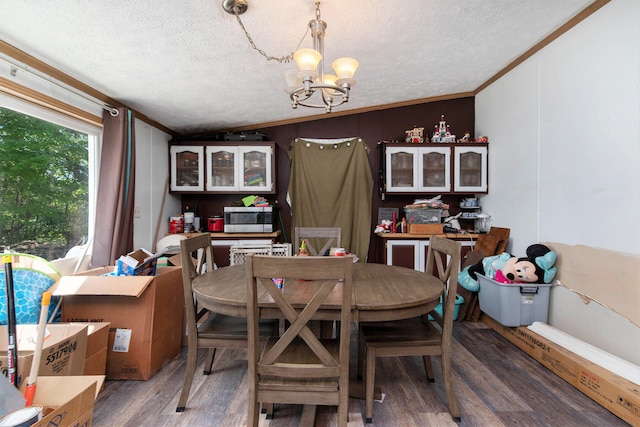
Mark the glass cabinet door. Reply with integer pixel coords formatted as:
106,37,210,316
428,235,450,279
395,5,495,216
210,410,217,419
170,145,204,191
454,146,488,193
385,147,418,192
206,146,238,191
419,146,451,192
239,146,272,192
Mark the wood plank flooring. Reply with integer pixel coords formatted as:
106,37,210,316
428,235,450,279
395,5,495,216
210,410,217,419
92,321,629,426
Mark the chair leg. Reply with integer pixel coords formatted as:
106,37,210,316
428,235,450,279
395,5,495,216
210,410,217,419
422,355,435,382
365,345,376,423
248,392,260,427
176,344,198,412
203,348,216,375
264,403,274,419
441,350,461,422
357,326,365,380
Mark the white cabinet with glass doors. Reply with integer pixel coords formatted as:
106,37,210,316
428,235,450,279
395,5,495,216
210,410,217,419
170,145,204,192
170,142,275,193
205,144,274,193
385,145,451,193
453,145,487,193
383,142,487,194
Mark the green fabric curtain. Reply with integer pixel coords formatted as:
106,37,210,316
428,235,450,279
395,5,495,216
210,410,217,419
287,137,373,261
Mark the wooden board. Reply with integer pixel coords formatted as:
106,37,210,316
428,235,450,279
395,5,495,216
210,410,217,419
406,223,443,235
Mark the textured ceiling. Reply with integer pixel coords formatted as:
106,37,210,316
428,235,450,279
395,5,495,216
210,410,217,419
0,0,595,134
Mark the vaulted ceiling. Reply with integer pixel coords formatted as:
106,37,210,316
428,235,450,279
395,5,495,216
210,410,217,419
0,0,601,135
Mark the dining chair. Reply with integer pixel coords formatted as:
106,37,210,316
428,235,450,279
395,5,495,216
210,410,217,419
245,254,353,427
358,236,461,423
294,227,342,256
176,234,276,412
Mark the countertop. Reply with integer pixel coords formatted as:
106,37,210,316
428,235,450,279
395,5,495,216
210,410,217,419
179,231,281,239
376,232,479,240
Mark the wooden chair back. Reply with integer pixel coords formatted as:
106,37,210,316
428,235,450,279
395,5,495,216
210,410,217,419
245,254,353,426
180,233,214,327
425,236,461,330
294,227,342,256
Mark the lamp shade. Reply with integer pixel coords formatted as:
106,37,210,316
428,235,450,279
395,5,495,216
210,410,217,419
332,57,359,80
323,74,338,86
293,48,322,72
282,68,302,92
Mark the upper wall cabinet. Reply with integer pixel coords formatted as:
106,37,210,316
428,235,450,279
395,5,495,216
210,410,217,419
381,142,488,195
170,145,204,192
170,142,276,194
453,145,488,193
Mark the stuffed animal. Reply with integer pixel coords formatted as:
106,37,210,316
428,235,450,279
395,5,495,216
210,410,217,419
458,243,557,292
374,219,393,233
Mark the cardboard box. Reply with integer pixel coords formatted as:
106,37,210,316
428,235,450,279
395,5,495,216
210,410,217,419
18,375,105,427
0,350,32,388
1,323,88,384
54,266,183,380
483,315,640,426
116,248,157,276
72,322,110,375
407,223,444,235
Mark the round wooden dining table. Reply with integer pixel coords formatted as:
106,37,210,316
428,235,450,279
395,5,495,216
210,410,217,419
192,262,444,323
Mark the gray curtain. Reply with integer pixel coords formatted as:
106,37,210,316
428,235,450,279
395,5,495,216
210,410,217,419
90,108,136,267
287,137,373,261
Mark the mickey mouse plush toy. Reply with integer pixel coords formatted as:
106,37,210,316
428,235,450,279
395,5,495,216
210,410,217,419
458,243,557,292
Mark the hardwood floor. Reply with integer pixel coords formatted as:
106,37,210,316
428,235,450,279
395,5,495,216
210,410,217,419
92,321,628,426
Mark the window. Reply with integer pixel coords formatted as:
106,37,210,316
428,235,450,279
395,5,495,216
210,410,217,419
0,94,100,261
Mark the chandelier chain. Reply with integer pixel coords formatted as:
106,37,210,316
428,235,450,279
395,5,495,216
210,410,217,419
232,8,309,64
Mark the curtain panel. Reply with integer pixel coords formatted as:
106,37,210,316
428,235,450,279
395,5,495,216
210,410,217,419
90,108,135,267
287,137,373,261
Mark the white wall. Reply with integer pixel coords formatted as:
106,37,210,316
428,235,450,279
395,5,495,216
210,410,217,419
133,120,180,251
476,0,640,364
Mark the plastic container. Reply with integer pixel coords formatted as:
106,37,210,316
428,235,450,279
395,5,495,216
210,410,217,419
429,294,464,320
477,274,552,327
404,208,442,224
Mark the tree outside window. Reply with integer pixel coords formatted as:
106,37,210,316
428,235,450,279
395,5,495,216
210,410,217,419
0,107,89,260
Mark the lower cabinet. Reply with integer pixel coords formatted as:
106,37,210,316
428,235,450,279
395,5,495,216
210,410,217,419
383,237,475,271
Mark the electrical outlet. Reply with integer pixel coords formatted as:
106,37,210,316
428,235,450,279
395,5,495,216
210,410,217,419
134,206,141,218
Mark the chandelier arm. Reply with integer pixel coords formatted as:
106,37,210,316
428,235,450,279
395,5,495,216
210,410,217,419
289,83,350,112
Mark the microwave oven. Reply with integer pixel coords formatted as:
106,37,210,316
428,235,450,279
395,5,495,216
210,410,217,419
224,206,274,233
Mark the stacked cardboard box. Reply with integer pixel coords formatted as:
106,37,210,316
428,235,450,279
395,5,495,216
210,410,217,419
0,323,88,385
54,266,184,380
0,324,107,426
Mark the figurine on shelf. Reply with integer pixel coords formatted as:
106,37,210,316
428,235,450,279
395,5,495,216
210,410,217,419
431,115,456,142
458,131,471,142
404,126,424,143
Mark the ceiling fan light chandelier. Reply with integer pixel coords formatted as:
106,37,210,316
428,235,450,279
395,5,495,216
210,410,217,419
223,0,359,113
